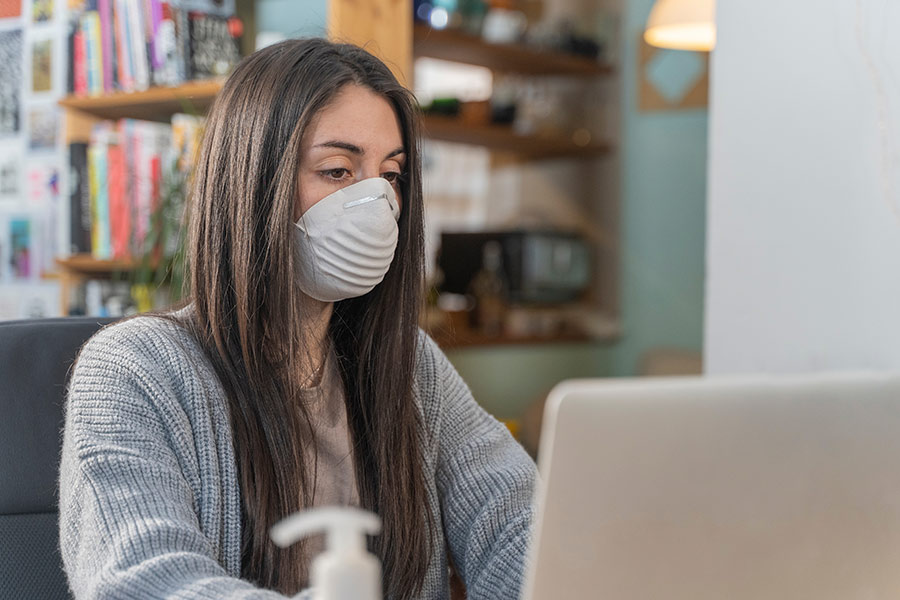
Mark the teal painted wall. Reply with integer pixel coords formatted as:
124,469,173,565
255,0,327,38
445,343,613,420
607,0,708,377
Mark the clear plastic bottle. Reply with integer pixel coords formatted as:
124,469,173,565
270,507,382,600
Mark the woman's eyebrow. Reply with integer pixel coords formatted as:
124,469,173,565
312,141,406,161
313,140,363,154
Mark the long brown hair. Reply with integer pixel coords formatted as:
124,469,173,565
183,39,431,597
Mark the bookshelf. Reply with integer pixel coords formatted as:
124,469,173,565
56,83,615,314
404,10,623,347
56,79,208,316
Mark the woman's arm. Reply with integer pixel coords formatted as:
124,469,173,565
59,321,290,599
423,335,538,600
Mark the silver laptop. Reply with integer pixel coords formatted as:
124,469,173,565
522,372,900,600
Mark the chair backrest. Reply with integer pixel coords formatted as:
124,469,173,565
0,317,116,600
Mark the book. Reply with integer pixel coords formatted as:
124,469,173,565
187,11,240,80
107,141,129,258
153,1,180,86
171,112,203,171
174,3,190,83
67,21,76,94
80,12,98,95
148,0,163,73
73,25,88,96
113,0,133,92
98,0,114,93
68,143,92,254
89,123,117,259
117,118,172,257
88,144,109,259
86,11,103,95
125,0,150,90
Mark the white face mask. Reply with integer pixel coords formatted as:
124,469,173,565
294,177,401,302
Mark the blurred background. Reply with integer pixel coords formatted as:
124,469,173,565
0,0,709,453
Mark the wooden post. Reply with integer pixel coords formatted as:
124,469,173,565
235,0,258,58
327,0,413,88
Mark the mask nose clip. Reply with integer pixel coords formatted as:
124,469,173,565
342,193,387,210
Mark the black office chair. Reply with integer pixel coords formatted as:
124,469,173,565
0,317,116,600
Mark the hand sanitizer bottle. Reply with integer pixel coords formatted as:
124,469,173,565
270,507,382,600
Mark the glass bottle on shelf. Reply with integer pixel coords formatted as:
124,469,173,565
468,240,506,336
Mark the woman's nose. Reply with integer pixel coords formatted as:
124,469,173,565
356,165,382,182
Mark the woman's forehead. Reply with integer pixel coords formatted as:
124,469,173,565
303,85,404,154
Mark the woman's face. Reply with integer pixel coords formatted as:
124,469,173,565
294,84,406,222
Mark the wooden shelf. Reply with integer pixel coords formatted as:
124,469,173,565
55,254,145,274
55,254,159,316
58,79,224,122
413,24,613,76
421,114,612,159
427,312,621,349
432,329,593,349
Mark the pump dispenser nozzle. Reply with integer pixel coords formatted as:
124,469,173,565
271,507,382,600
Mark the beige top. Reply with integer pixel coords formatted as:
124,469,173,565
296,347,359,576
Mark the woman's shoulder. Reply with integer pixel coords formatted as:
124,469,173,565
66,308,224,458
73,307,215,407
81,311,199,369
88,304,194,340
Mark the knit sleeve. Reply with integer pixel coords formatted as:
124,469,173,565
421,334,538,600
58,321,290,600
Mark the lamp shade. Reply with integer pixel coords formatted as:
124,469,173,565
644,0,716,52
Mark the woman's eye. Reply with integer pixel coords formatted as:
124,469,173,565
381,172,402,185
320,168,351,181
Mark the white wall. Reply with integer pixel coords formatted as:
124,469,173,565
705,0,900,374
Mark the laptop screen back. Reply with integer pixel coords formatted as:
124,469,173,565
523,373,900,600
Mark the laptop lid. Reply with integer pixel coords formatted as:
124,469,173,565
522,372,900,600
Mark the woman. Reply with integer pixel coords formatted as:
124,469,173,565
58,38,536,599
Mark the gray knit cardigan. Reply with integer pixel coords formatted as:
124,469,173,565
58,315,536,599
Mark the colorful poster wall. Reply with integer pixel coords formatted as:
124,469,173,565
0,0,65,318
